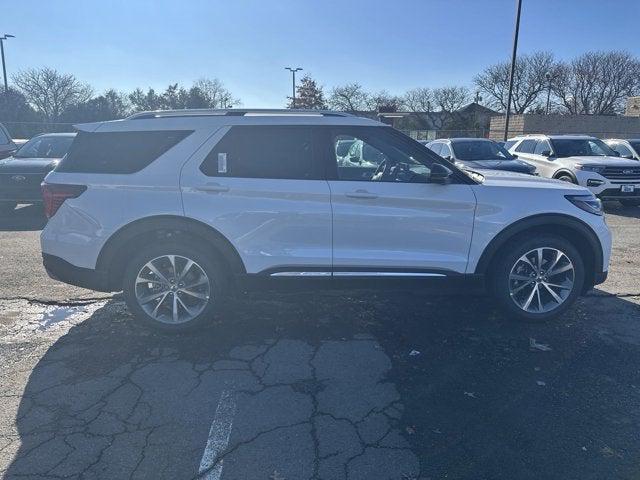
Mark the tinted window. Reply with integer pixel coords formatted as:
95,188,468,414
15,136,74,159
451,140,513,161
331,129,431,183
533,139,552,155
0,127,8,144
630,141,640,154
200,126,315,179
515,139,537,153
59,130,191,174
550,138,616,158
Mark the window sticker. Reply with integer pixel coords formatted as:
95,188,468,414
218,153,228,173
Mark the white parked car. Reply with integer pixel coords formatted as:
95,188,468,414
604,138,640,161
41,109,611,331
506,134,640,207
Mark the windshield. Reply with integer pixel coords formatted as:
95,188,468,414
451,140,514,161
551,138,616,158
14,136,74,159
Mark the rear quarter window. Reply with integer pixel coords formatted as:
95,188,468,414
57,130,193,174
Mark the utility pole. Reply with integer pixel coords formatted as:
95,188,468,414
545,71,552,114
503,0,522,141
0,34,15,93
284,67,302,108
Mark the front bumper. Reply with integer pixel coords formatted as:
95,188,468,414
575,171,640,199
42,253,112,292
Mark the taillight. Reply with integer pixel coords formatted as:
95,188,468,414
41,182,87,218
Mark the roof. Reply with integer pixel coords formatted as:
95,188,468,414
33,132,77,137
509,134,596,140
76,108,384,132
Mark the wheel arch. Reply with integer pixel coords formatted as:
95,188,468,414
552,169,578,183
96,215,246,291
475,213,603,290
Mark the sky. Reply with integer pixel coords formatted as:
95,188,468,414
3,0,640,108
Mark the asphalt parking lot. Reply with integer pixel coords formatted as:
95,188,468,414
0,204,639,480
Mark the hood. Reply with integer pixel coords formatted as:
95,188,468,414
477,169,587,192
0,157,60,174
458,158,534,173
561,155,639,167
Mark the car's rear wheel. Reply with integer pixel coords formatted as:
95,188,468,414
0,202,17,214
620,199,640,207
122,241,227,332
491,235,585,321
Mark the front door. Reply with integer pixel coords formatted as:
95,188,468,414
325,127,477,275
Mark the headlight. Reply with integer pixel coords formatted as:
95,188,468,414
565,194,603,216
575,164,605,174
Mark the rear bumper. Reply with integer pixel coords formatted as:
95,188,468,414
42,253,112,292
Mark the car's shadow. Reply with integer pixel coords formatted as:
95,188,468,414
603,201,640,219
0,204,46,232
4,290,640,480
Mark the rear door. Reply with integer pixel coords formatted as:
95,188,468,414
325,127,477,275
181,125,332,275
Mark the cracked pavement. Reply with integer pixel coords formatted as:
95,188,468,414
1,203,640,479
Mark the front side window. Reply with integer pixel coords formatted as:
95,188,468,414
515,139,537,154
629,141,640,154
201,126,315,180
533,139,552,156
59,130,191,173
451,141,513,161
550,138,616,158
440,143,452,158
429,142,442,155
331,129,431,183
14,136,75,159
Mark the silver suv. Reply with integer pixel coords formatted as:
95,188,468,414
506,134,640,206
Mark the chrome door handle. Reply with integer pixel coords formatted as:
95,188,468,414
345,189,378,199
195,183,230,193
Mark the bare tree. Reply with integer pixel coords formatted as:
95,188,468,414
193,78,240,108
366,90,402,112
474,51,559,113
12,67,93,121
328,83,370,111
433,86,470,112
553,51,640,114
402,87,433,112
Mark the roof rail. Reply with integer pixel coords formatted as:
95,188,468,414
126,109,355,120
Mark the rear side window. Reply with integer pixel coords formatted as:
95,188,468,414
515,139,537,154
58,130,192,174
200,126,315,179
429,143,442,155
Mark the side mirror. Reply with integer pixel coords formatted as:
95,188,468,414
430,163,453,185
612,150,621,157
540,150,552,157
623,154,634,159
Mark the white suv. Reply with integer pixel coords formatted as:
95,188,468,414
506,134,640,207
41,110,611,331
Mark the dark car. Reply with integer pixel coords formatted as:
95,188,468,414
0,133,76,214
427,138,537,175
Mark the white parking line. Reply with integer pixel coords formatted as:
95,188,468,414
198,390,237,480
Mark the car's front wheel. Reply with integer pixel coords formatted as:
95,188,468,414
491,235,585,321
122,241,227,332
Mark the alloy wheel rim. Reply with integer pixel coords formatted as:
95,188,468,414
508,247,575,314
134,255,211,324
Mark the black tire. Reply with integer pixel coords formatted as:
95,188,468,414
122,240,228,332
620,199,640,207
556,174,576,184
490,234,585,321
0,202,17,214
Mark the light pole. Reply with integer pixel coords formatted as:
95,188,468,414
503,0,522,141
285,67,302,108
545,71,552,114
0,34,14,93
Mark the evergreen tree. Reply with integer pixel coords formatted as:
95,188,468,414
287,75,327,109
